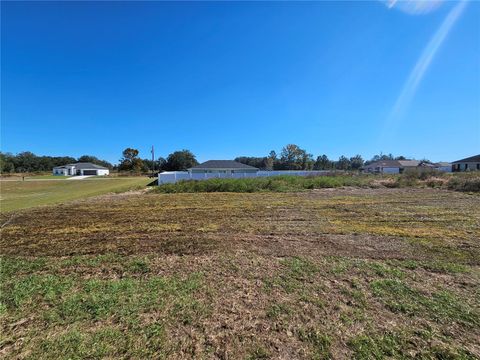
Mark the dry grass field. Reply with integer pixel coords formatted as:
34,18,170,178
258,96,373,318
1,188,479,359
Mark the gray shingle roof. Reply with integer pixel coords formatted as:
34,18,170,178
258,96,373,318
363,160,420,168
452,155,480,164
54,162,108,170
189,160,259,170
398,160,420,167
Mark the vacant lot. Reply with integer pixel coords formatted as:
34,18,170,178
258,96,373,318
0,177,151,212
1,188,479,359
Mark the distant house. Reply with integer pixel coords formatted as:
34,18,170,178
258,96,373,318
53,162,109,176
452,155,480,172
188,160,259,174
362,160,420,174
433,162,452,173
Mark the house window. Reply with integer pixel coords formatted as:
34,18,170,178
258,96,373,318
477,164,479,170
465,164,468,170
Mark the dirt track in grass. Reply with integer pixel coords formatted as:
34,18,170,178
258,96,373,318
1,188,479,359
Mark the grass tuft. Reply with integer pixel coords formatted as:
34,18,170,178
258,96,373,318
297,327,332,359
370,279,479,326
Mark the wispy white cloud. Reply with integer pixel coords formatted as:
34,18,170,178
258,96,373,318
381,0,468,139
383,0,443,15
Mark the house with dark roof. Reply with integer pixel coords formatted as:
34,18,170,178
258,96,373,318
188,160,258,174
452,155,480,172
52,162,110,176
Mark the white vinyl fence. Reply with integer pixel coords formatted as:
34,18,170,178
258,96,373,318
158,170,334,184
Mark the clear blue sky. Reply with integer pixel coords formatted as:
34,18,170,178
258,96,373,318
2,1,479,163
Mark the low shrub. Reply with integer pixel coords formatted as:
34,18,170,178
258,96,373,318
447,176,480,192
403,168,443,181
424,177,447,188
395,176,418,188
396,170,449,188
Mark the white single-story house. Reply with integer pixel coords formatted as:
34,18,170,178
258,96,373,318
362,160,420,174
53,162,109,176
452,155,480,172
188,160,259,174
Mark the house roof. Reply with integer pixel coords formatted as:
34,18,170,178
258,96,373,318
398,160,420,167
189,160,259,170
54,162,108,170
434,162,451,167
452,155,480,164
363,160,420,169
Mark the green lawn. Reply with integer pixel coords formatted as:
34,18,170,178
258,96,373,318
0,177,151,212
26,175,72,179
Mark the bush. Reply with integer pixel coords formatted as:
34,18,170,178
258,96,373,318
424,177,446,188
403,168,443,181
447,176,480,192
395,176,417,188
395,169,446,188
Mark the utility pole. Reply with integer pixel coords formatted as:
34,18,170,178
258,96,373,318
151,145,155,178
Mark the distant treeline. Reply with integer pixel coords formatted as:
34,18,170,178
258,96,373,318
0,145,413,174
0,149,200,174
0,152,113,173
235,144,408,171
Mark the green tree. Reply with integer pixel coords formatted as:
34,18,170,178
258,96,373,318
77,155,113,169
365,153,408,166
119,148,144,172
142,157,166,172
164,150,198,171
157,157,167,171
263,157,274,171
235,157,266,169
367,153,394,165
0,153,15,173
15,151,37,172
336,156,351,170
267,150,277,170
349,155,364,170
314,155,333,170
279,144,313,170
